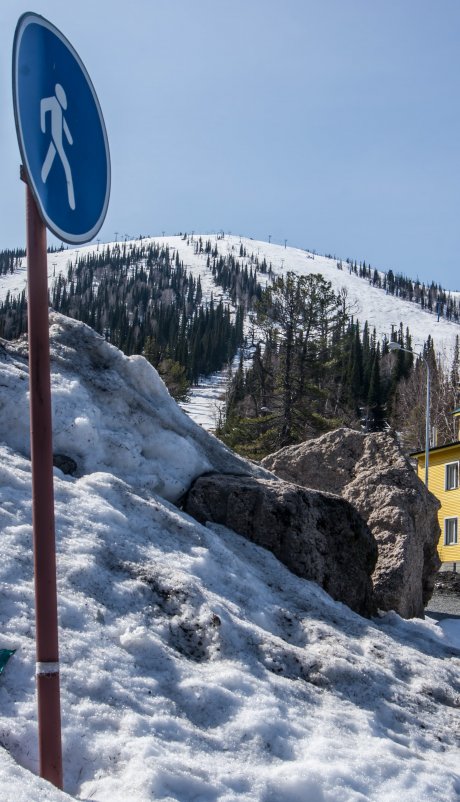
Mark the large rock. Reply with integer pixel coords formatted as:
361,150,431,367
261,428,441,618
184,473,377,617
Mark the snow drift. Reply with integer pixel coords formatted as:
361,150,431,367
0,313,269,500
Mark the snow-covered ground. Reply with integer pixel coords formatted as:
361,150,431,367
179,369,229,430
0,313,459,802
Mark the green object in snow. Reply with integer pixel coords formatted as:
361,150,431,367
0,649,15,674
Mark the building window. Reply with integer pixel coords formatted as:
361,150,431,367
445,461,459,491
445,517,458,546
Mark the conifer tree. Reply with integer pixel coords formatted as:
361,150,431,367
366,346,385,430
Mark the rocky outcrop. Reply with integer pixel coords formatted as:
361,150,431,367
261,428,441,618
184,473,377,617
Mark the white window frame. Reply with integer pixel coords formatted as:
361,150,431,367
445,461,459,491
444,517,458,546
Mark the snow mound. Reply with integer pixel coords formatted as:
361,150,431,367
0,313,268,501
0,444,459,801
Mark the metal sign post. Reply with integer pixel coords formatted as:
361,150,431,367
25,177,63,789
13,12,110,789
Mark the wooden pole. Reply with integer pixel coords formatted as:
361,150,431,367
25,178,63,789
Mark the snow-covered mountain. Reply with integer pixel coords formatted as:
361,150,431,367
3,233,459,430
0,313,459,802
3,234,459,358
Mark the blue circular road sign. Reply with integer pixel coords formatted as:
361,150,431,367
13,13,110,244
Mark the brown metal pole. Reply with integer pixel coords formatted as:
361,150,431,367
25,180,63,790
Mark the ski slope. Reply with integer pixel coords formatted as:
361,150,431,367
2,234,459,362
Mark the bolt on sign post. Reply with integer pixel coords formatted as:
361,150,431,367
12,13,110,789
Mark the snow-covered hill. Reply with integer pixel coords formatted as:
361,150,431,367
0,314,459,802
3,233,459,430
2,234,459,361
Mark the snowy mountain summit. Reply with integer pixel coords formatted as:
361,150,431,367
0,313,459,802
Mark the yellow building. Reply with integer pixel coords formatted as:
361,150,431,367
412,410,460,565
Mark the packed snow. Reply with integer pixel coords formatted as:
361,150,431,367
0,313,459,802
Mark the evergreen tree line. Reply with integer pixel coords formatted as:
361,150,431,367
337,257,460,322
391,334,460,452
216,271,444,460
0,242,245,397
0,290,27,339
0,249,25,276
192,235,271,274
0,244,65,278
57,243,245,387
210,255,263,309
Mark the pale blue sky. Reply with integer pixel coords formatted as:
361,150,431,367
1,1,459,287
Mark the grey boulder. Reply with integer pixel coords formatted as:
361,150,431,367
262,428,441,618
184,473,377,617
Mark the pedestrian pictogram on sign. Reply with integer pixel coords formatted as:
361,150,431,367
40,84,75,210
